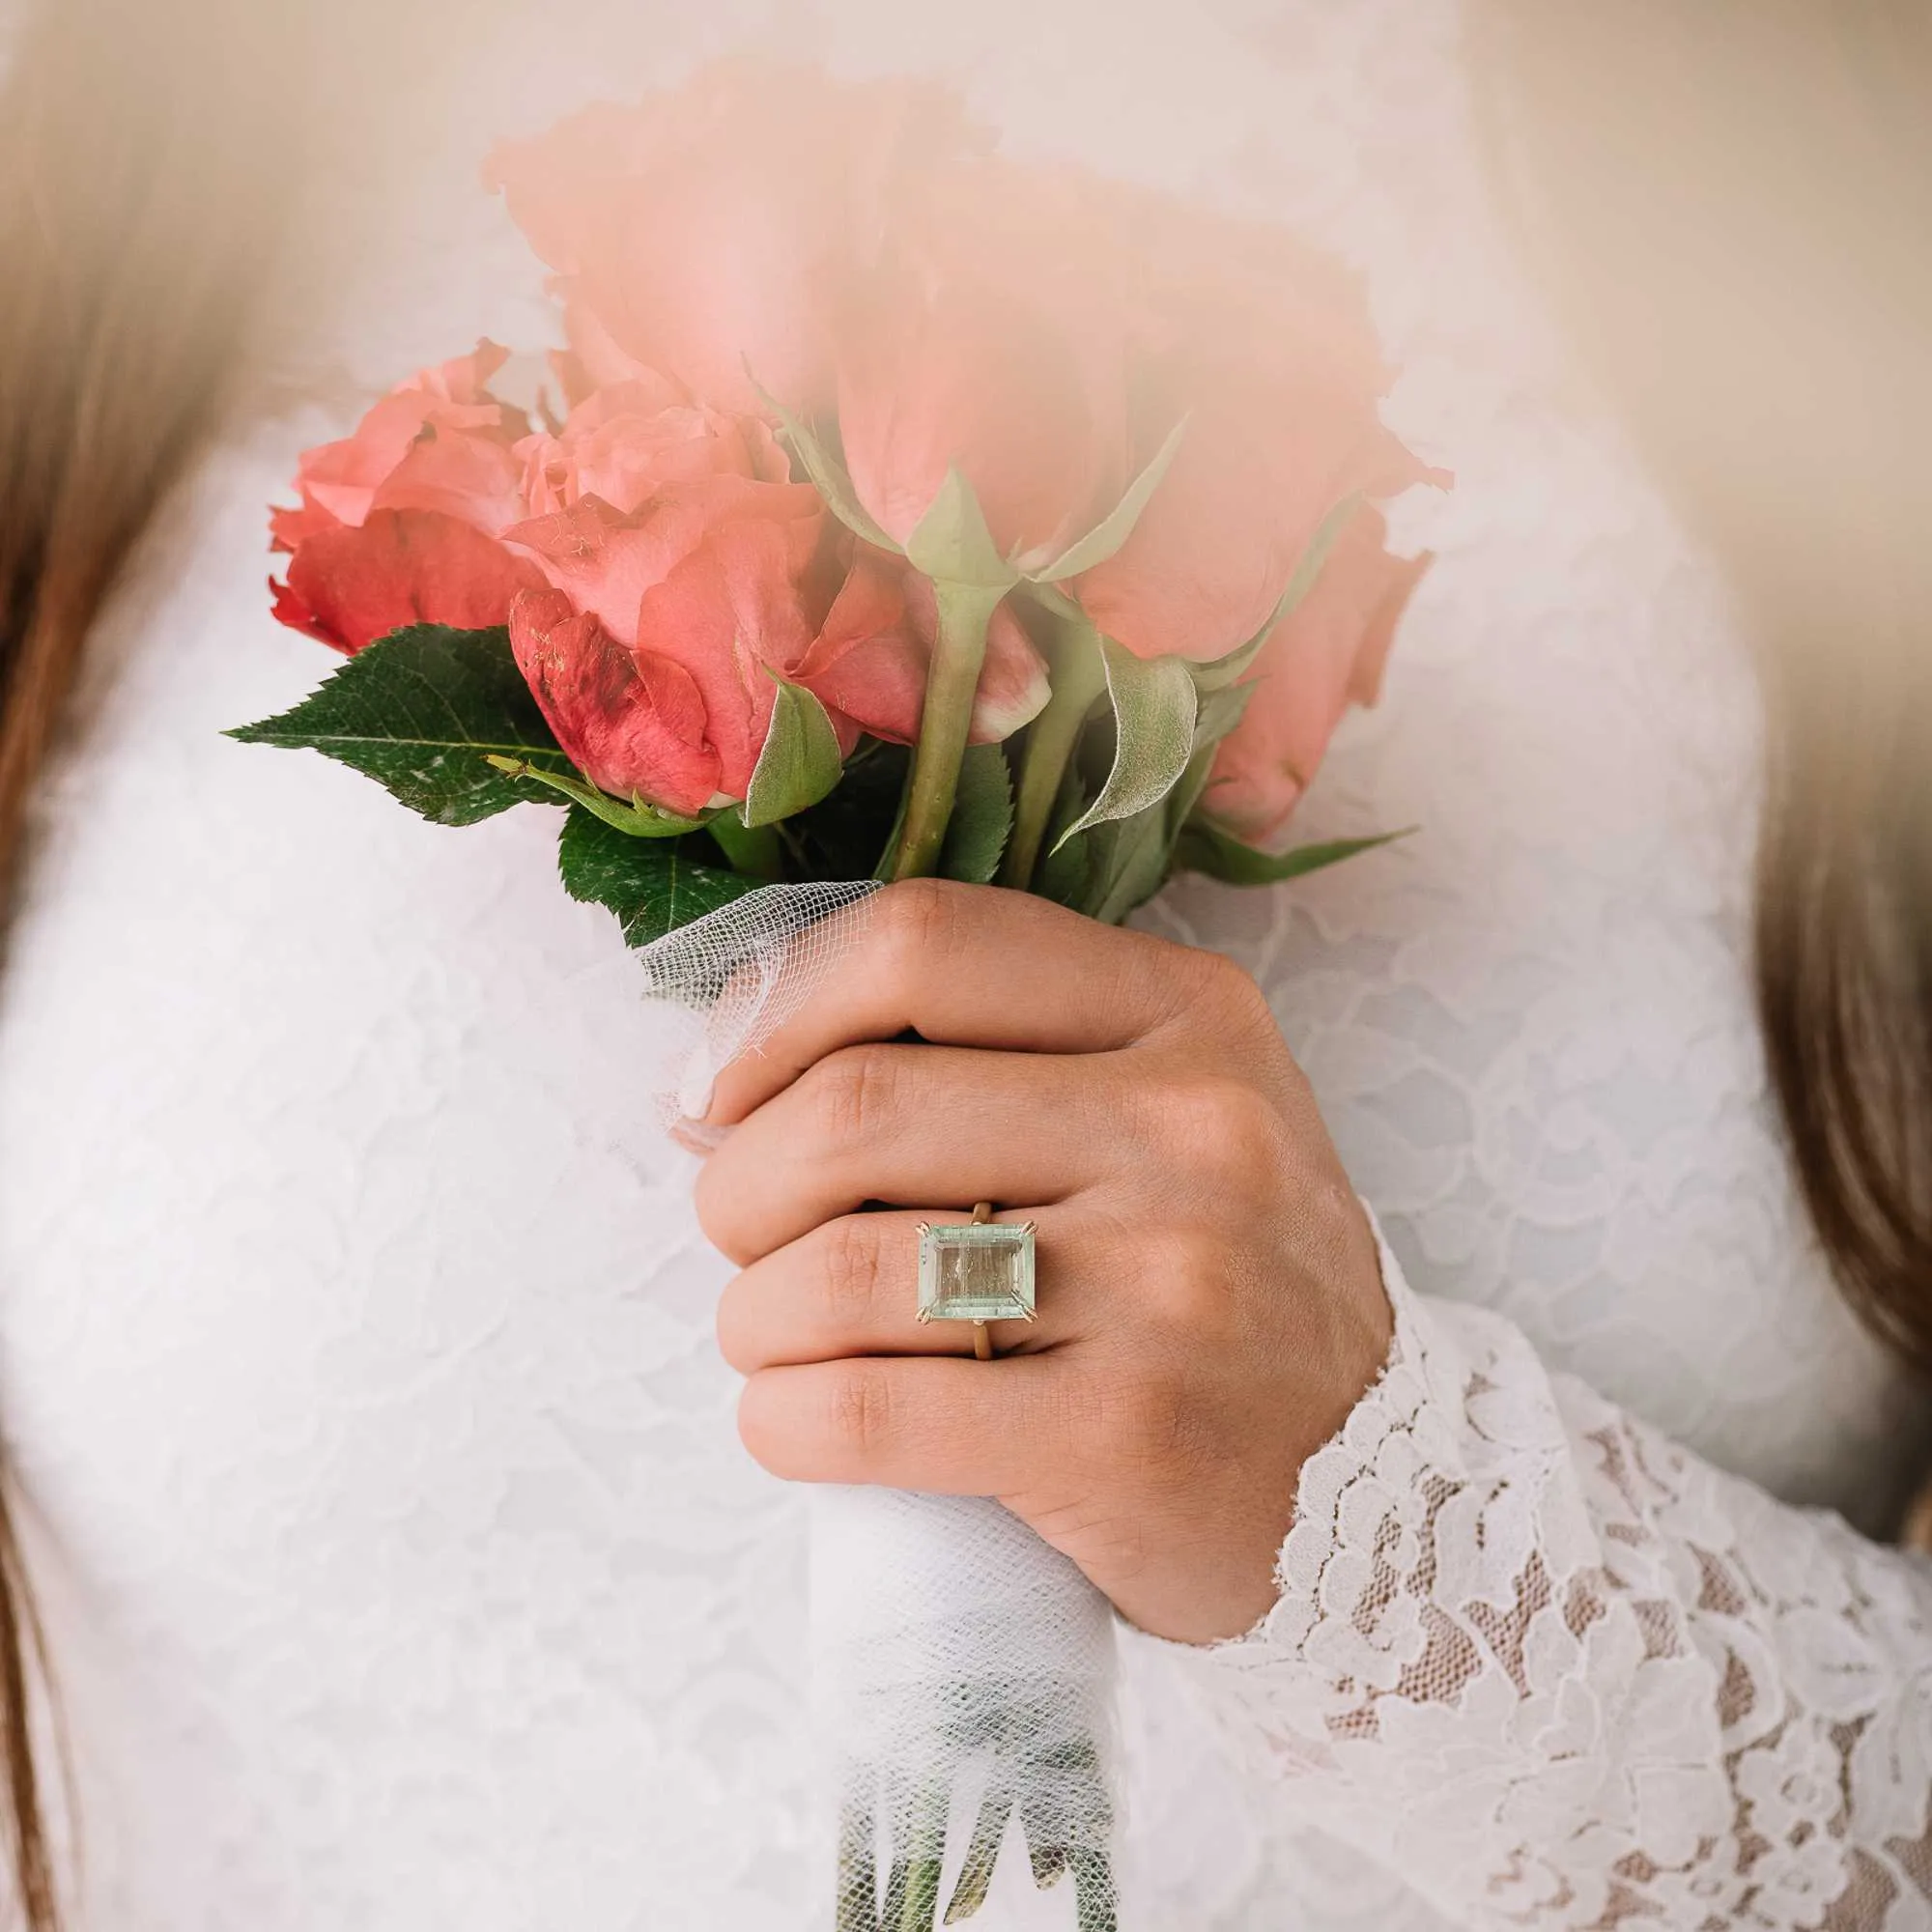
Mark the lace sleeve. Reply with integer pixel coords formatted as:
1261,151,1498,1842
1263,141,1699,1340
1164,1227,1932,1930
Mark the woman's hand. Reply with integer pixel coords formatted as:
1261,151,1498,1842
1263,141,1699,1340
696,880,1391,1645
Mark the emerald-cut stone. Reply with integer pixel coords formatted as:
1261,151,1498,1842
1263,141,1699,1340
917,1218,1037,1323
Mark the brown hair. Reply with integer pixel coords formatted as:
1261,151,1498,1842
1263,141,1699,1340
0,0,1925,1921
1467,0,1932,1375
0,0,300,1918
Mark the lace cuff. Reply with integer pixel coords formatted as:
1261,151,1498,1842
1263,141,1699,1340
1160,1224,1932,1929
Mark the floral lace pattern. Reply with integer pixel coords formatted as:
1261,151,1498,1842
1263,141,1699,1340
1163,1233,1932,1928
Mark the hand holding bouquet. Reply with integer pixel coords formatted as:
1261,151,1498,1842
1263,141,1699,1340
235,57,1441,1928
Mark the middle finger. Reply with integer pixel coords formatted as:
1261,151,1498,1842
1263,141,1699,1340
696,1043,1129,1264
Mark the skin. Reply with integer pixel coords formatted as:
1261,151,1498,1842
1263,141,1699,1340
697,879,1392,1645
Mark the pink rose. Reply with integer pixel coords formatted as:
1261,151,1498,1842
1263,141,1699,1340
501,384,1048,809
837,158,1131,570
485,60,972,419
506,480,825,800
1205,505,1433,840
508,587,722,815
506,501,821,811
514,376,791,519
1073,198,1445,663
269,343,543,653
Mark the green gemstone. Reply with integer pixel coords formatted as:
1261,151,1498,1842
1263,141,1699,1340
918,1219,1036,1323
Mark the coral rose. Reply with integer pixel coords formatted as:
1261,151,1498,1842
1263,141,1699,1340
501,382,1048,810
837,156,1131,573
1206,505,1433,840
485,60,973,419
508,587,722,816
514,375,791,519
505,478,826,801
270,342,544,653
1073,197,1445,663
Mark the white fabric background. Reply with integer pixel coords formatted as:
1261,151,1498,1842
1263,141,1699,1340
0,0,1925,1926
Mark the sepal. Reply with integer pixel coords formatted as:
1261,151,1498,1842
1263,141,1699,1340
750,371,901,553
905,468,1020,591
742,676,847,828
1192,493,1364,692
1050,628,1198,851
1028,415,1189,582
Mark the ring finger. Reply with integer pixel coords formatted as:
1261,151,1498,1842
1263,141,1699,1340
716,1205,1089,1373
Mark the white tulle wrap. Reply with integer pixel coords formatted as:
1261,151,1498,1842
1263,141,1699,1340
639,883,1120,1928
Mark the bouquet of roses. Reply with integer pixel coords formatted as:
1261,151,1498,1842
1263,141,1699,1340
233,58,1440,1930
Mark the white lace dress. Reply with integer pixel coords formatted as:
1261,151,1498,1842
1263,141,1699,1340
0,2,1926,1929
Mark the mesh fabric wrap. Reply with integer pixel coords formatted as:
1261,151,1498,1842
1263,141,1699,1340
638,883,1120,1926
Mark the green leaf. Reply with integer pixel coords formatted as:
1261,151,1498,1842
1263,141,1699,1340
750,373,901,553
1030,415,1190,582
1192,494,1366,693
226,624,574,826
904,468,1020,591
1034,749,1096,910
1033,767,1165,926
480,756,704,837
556,807,756,948
1174,821,1414,886
1085,802,1175,925
939,743,1014,885
1051,632,1198,849
742,676,846,828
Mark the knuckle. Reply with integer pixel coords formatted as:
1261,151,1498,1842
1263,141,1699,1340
1155,1072,1284,1188
826,1361,895,1463
818,1216,884,1321
810,1043,904,1145
1194,947,1272,1030
1139,1222,1240,1330
875,877,965,983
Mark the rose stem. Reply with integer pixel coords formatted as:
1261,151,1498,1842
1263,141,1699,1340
706,810,783,881
837,1794,877,1932
888,579,1005,882
1071,1851,1120,1932
881,1783,949,1932
997,620,1106,891
941,1788,1012,1923
902,1784,950,1932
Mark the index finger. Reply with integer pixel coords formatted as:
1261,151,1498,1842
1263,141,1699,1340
704,879,1201,1126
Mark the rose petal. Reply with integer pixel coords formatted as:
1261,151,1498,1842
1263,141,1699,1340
508,586,721,814
632,518,823,797
271,509,547,655
1206,509,1434,840
506,477,820,649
